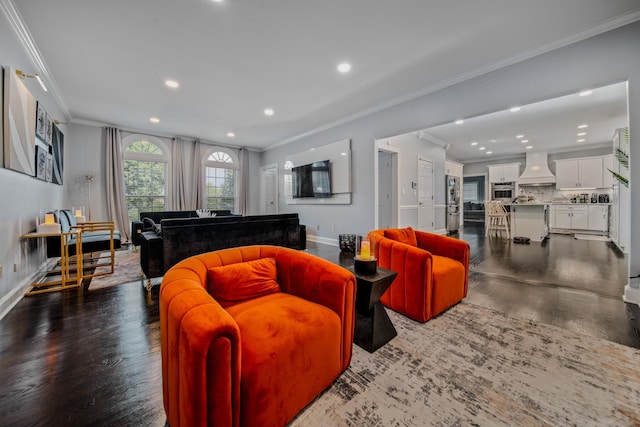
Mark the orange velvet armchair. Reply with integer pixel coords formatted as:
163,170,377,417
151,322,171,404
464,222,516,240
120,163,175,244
160,245,356,427
368,228,470,323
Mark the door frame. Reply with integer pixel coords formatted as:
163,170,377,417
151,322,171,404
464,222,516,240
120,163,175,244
374,139,399,230
259,163,279,214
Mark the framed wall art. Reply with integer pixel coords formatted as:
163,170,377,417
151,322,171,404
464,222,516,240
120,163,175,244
36,101,46,141
35,144,47,180
46,152,53,182
51,123,64,185
3,66,37,176
45,113,53,144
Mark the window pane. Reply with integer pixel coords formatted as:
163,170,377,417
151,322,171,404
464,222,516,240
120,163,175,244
126,140,162,155
463,182,478,202
205,166,235,210
124,159,166,221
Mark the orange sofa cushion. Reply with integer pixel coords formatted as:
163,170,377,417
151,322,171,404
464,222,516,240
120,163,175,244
430,255,466,316
225,292,342,426
207,257,280,306
384,227,418,247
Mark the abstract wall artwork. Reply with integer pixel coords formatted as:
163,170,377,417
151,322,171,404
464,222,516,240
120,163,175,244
36,101,46,141
3,67,37,176
51,124,64,185
35,144,47,180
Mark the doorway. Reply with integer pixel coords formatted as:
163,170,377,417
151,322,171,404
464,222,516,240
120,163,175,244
259,164,278,214
377,148,398,229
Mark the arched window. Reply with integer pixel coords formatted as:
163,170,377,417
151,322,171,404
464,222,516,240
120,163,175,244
122,135,170,222
203,147,239,212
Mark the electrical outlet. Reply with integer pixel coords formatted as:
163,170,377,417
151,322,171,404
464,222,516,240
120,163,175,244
13,263,17,272
316,225,320,230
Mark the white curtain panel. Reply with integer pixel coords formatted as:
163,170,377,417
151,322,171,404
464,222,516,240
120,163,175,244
238,147,249,215
105,127,131,242
170,137,188,210
189,139,203,209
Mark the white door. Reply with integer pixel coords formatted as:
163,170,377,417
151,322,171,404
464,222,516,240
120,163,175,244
417,157,434,231
378,151,393,229
260,164,278,214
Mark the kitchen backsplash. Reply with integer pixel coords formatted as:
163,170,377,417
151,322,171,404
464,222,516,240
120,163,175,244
517,186,612,203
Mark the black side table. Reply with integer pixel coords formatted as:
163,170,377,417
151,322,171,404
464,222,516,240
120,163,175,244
346,265,398,353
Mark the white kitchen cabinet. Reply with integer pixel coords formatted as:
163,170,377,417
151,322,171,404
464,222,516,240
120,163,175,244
488,163,520,183
554,205,588,230
587,205,608,233
445,160,463,177
555,157,604,189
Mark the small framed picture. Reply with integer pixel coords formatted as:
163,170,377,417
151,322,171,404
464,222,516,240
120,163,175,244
46,152,53,182
45,113,53,145
35,145,47,180
36,102,46,142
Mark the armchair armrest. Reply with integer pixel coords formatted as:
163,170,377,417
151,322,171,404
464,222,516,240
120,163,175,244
131,220,144,245
160,273,241,427
415,230,469,267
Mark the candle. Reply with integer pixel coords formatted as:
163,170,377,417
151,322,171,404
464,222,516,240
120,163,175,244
75,209,82,217
360,241,371,260
44,213,55,224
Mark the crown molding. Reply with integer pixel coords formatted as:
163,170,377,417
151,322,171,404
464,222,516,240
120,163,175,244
0,0,71,120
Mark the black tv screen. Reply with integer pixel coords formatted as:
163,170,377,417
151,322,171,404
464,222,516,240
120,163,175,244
292,160,331,198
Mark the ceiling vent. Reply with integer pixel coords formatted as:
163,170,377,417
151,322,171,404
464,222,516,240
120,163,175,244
518,151,556,185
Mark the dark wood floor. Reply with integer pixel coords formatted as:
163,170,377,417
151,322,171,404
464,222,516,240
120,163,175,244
1,224,638,426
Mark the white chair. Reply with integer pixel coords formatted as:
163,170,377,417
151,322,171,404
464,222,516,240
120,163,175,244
485,201,511,238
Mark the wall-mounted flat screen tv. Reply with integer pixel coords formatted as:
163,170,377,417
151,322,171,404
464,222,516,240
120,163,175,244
292,160,331,198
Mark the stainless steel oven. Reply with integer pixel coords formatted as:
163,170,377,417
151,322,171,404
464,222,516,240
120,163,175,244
491,182,515,203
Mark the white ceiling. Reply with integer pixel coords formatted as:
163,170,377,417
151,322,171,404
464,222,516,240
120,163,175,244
422,81,629,163
8,0,640,151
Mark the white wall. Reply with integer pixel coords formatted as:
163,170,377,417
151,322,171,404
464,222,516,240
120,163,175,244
0,15,68,317
260,21,640,294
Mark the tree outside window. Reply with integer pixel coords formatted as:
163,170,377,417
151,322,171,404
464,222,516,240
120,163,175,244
204,148,239,212
123,137,169,222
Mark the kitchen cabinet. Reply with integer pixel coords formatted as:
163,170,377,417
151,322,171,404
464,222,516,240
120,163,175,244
554,205,588,230
445,160,463,177
555,157,604,189
587,205,608,233
488,163,520,183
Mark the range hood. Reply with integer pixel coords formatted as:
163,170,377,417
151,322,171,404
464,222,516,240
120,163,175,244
518,151,556,185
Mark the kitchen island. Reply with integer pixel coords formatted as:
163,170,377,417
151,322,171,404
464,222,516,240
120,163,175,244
510,203,549,242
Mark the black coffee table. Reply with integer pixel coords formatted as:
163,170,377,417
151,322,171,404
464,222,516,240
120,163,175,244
345,264,398,353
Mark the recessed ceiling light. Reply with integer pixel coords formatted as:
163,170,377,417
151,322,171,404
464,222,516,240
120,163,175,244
578,124,588,129
526,145,533,149
150,117,160,123
227,132,235,137
578,90,593,96
521,139,529,143
577,138,586,142
264,108,274,116
212,0,223,2
470,141,478,146
455,119,464,125
577,132,586,136
165,80,179,88
516,134,524,139
510,106,521,112
486,151,492,154
490,139,497,143
479,146,486,151
337,63,351,73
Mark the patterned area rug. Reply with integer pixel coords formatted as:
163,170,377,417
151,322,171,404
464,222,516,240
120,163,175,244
291,302,640,426
88,250,143,290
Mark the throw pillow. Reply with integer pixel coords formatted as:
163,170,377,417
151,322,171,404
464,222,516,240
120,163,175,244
142,217,156,229
207,257,281,306
385,227,418,247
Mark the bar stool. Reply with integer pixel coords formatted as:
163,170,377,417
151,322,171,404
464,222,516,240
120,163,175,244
485,201,510,238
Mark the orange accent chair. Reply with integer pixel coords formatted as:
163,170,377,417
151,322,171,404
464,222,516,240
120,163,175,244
368,227,470,323
160,245,356,427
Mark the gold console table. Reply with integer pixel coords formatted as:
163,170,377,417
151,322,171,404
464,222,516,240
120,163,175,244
22,230,83,296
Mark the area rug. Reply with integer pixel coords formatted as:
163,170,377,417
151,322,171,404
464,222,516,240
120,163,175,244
88,250,143,290
291,302,640,426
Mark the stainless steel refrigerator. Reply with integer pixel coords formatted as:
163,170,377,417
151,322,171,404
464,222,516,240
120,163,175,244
446,175,460,233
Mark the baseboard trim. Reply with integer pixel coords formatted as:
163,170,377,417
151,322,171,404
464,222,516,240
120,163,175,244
623,283,640,306
307,236,339,246
0,259,56,322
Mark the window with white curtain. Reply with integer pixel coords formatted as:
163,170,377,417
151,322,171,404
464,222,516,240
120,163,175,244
203,147,239,212
463,181,479,202
122,135,170,222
